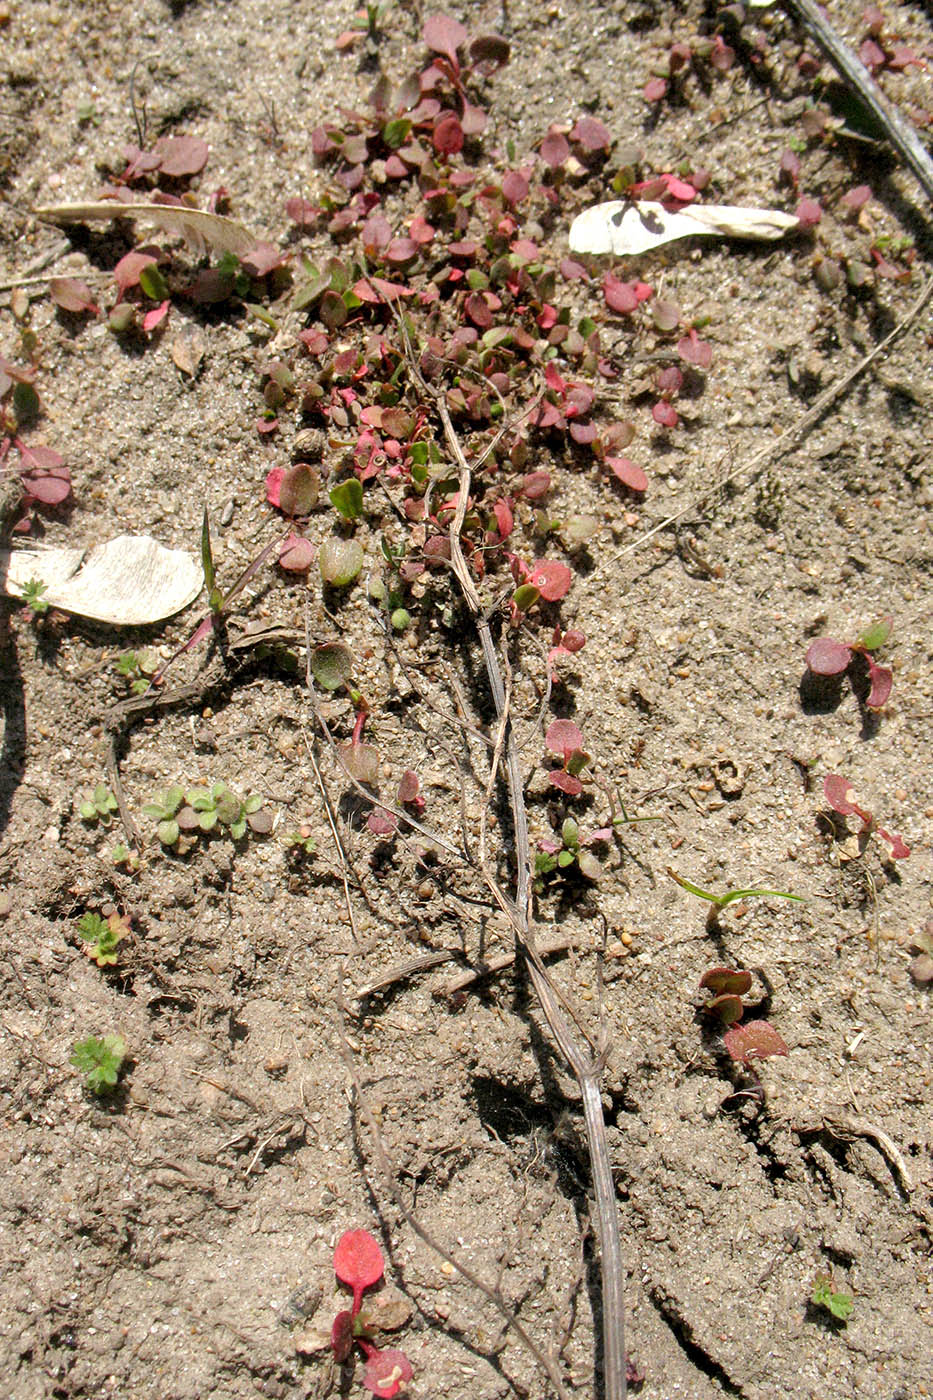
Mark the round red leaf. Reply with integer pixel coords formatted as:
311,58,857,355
528,560,572,600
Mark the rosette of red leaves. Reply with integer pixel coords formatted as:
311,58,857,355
331,1229,413,1397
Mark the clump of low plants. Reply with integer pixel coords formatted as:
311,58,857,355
1,344,72,529
76,911,130,967
810,1273,854,1324
535,816,608,887
805,616,894,711
331,1229,413,1397
77,784,118,826
698,967,789,1069
821,775,910,863
70,1034,126,1095
143,781,271,846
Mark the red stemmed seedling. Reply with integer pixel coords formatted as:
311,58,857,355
822,774,910,863
544,719,590,797
331,1229,413,1397
698,968,789,1073
805,616,894,711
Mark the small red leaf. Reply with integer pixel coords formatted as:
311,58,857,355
806,638,851,675
677,329,713,368
549,770,584,796
361,1346,413,1398
20,466,72,506
723,1019,789,1067
876,827,910,861
331,1310,355,1363
644,77,668,102
142,299,170,332
652,400,678,428
795,198,822,228
606,457,647,492
397,770,420,804
540,131,570,167
865,660,892,711
528,559,572,601
50,277,98,314
334,1229,384,1315
153,135,209,177
570,116,611,152
823,774,871,826
699,967,753,996
367,808,399,837
422,13,467,64
501,170,529,206
603,273,639,314
113,249,159,297
432,113,464,155
286,197,319,227
279,533,314,572
546,719,584,759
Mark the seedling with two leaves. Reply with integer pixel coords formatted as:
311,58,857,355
77,784,118,826
821,775,910,863
698,967,789,1069
805,615,894,711
331,1229,413,1397
668,868,803,929
810,1273,854,1324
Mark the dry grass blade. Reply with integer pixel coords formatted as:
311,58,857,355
33,202,258,257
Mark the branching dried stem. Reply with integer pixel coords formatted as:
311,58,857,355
401,331,628,1398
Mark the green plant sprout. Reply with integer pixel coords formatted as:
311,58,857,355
77,784,118,826
667,868,803,912
811,1274,854,1324
111,843,142,871
70,1034,126,1095
286,824,317,857
20,577,49,615
143,782,269,845
76,911,129,966
115,648,160,695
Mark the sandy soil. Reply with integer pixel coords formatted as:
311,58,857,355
1,2,931,1398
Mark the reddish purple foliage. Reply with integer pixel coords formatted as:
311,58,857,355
795,198,822,228
643,77,668,102
546,719,584,759
723,1019,789,1067
422,12,467,65
527,559,572,600
334,1229,384,1315
570,116,611,152
606,457,647,492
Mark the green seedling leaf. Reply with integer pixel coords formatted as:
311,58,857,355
201,508,223,611
512,583,540,612
811,1274,854,1324
667,868,803,910
312,642,355,691
855,616,892,651
157,819,180,846
320,538,364,586
329,478,364,520
70,1034,126,1094
138,263,169,301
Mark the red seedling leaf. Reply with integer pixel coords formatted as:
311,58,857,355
876,827,910,860
677,329,713,368
603,273,639,314
334,1229,384,1314
724,1019,789,1067
528,559,572,601
17,444,64,470
795,198,822,228
423,13,467,64
142,299,170,332
663,175,697,204
561,628,585,653
362,1346,413,1398
858,37,886,73
699,967,753,996
432,113,464,155
240,242,286,277
113,249,159,297
50,277,98,315
409,213,435,245
397,770,420,804
20,466,71,506
652,400,678,428
464,292,494,328
540,130,570,167
549,770,584,796
492,497,514,539
560,256,589,281
644,76,668,102
521,471,551,499
822,774,871,826
286,196,319,227
570,116,611,152
546,718,584,759
706,993,745,1025
367,808,399,836
840,184,871,215
865,659,893,710
501,170,529,206
806,638,851,675
606,457,647,492
153,135,209,177
279,533,314,572
331,1310,355,1363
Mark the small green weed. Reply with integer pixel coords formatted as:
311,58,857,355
811,1273,854,1324
143,781,270,846
70,1034,126,1095
20,577,50,615
77,784,118,826
76,911,130,967
115,648,160,695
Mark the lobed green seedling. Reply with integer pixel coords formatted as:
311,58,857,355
115,648,160,695
810,1273,854,1324
76,911,130,967
19,577,50,616
143,781,270,845
70,1034,126,1095
77,784,118,826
